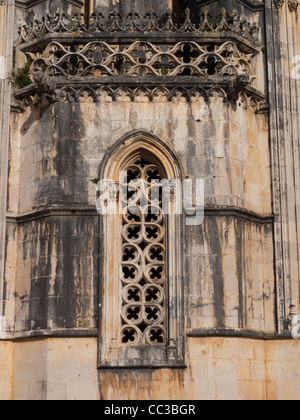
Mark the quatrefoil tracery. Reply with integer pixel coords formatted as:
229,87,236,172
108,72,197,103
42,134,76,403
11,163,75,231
120,160,166,346
30,40,256,81
122,224,165,245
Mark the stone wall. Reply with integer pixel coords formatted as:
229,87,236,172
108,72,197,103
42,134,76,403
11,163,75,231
4,95,275,336
1,0,300,401
0,0,15,339
0,341,14,400
266,0,300,329
99,337,300,400
1,337,300,400
9,96,270,214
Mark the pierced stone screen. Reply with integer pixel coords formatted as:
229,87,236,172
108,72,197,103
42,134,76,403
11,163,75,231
120,159,166,346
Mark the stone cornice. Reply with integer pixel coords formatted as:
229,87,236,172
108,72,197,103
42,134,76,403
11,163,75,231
2,327,293,342
187,328,292,340
0,328,98,341
13,77,267,111
6,205,274,225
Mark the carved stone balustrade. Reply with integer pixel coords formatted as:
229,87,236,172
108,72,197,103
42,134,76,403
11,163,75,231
14,7,266,108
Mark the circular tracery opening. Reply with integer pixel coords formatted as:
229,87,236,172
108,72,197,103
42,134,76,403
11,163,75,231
120,153,167,346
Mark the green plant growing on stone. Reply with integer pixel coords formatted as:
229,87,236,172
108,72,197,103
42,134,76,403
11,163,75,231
161,66,169,76
91,178,100,185
13,61,33,89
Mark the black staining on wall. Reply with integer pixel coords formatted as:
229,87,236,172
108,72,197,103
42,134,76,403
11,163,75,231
193,0,258,16
186,215,275,332
93,0,172,17
209,218,226,328
186,218,226,331
235,218,245,329
6,99,100,334
52,216,98,330
18,102,90,212
6,0,273,341
10,215,98,332
52,103,88,207
2,224,17,327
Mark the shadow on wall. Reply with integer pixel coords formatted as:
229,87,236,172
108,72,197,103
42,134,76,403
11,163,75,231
94,0,187,17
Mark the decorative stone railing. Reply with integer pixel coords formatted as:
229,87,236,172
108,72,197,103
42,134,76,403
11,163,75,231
29,40,256,80
14,7,266,110
18,7,260,46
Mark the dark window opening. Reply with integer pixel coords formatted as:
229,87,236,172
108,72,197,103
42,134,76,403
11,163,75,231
172,0,186,22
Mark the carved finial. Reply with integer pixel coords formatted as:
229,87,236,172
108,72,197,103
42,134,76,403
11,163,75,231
202,6,209,16
111,7,119,18
57,7,64,17
185,8,191,20
219,7,226,17
288,0,299,11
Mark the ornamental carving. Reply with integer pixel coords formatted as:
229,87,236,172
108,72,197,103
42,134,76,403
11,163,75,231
28,40,255,80
17,7,260,46
99,133,185,368
288,0,299,11
274,0,285,8
120,159,166,346
13,83,268,113
14,7,265,108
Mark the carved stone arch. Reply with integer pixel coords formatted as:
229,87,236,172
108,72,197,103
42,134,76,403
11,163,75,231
98,132,186,368
101,131,184,181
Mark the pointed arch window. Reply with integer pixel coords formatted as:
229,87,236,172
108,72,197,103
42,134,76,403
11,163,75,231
120,157,167,347
98,133,185,368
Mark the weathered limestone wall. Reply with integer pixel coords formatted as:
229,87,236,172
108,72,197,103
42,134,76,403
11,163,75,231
9,96,271,214
266,0,300,329
5,96,274,335
99,337,300,400
14,0,83,40
0,0,15,338
4,217,98,333
187,218,275,332
12,338,98,400
0,0,299,402
0,337,299,400
0,341,14,400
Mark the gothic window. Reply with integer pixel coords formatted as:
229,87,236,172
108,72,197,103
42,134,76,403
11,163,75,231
98,132,185,368
120,158,167,346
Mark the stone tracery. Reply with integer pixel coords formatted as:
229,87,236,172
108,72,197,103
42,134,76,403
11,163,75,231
28,40,256,80
120,159,167,346
13,6,264,107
